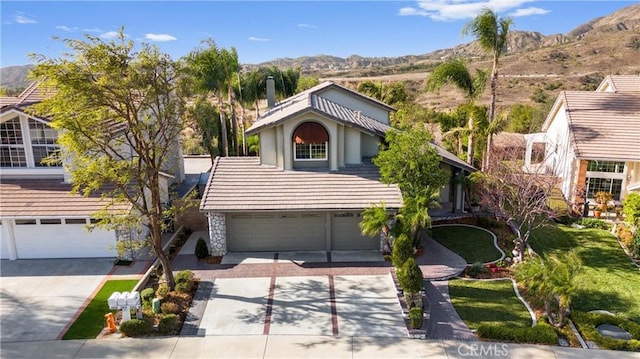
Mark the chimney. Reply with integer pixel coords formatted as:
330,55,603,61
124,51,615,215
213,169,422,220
266,76,276,109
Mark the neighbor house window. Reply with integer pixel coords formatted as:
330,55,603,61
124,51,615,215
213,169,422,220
586,178,623,201
0,117,27,167
29,119,60,167
293,122,328,160
587,160,625,173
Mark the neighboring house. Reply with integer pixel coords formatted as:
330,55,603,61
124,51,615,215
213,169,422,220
0,82,182,260
200,79,475,255
523,75,640,209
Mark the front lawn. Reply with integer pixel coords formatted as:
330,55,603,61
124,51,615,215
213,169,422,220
530,224,640,323
448,278,532,329
63,279,138,339
431,225,502,264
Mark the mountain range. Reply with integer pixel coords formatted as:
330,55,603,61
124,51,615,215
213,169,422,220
2,3,639,106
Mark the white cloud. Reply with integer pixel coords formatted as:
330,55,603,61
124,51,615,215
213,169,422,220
509,7,550,17
56,25,78,32
144,33,177,42
298,23,317,29
82,27,103,33
100,31,120,39
248,36,270,42
400,0,548,21
15,13,36,24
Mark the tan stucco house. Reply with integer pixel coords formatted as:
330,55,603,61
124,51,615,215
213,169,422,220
200,80,474,255
523,75,640,209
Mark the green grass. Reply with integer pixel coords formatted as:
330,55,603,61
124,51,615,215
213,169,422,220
530,224,640,323
449,279,533,329
63,279,138,340
431,225,502,263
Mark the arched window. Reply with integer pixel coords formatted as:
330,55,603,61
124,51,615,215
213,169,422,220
293,122,328,160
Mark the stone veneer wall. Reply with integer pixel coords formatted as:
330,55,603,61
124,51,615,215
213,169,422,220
208,213,227,256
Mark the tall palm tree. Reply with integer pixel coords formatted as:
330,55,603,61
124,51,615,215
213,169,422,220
426,59,487,165
463,8,512,170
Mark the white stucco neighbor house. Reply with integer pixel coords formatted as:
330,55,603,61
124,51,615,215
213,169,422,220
523,75,640,210
200,80,475,256
0,82,183,260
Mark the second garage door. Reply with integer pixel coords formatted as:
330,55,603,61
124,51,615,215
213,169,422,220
227,213,326,251
331,212,378,250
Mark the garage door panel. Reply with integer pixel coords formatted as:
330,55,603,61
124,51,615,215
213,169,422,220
331,213,378,250
13,224,115,259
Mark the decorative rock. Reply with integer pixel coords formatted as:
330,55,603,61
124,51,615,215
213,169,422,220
597,324,633,340
586,341,599,349
558,338,569,347
589,309,616,317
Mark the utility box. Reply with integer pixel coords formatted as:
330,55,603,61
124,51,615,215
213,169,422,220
108,292,121,309
152,298,161,313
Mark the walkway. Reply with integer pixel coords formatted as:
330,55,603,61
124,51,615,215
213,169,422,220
415,234,467,280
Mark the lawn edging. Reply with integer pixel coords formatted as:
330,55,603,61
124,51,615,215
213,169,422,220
431,224,506,265
455,277,536,327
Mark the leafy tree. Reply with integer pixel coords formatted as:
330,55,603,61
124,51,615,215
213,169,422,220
296,75,320,93
184,97,220,162
463,8,512,170
515,250,582,327
375,126,448,200
357,80,408,107
425,59,487,165
30,29,184,289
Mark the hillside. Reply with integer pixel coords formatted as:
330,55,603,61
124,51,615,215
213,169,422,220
2,3,639,111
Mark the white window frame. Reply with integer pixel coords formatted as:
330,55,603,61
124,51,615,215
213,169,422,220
293,141,328,161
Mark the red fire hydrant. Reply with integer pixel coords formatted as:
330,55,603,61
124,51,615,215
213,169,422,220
104,312,117,333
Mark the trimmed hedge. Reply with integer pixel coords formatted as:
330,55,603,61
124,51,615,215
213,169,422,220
397,257,424,293
158,314,179,335
141,288,155,304
476,322,558,345
571,311,640,351
409,307,423,329
119,318,153,337
195,237,209,259
392,233,413,269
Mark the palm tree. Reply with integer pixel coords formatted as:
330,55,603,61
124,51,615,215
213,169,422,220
463,8,512,170
360,202,393,252
397,194,439,248
426,59,487,165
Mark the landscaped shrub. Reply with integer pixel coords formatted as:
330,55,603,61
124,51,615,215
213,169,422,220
629,233,640,257
397,257,424,293
467,262,488,277
623,193,640,227
476,322,558,344
119,318,152,337
404,291,422,310
617,224,635,246
158,314,179,335
175,281,193,294
140,288,155,305
409,307,423,329
161,301,180,315
392,233,413,269
175,270,194,284
571,311,640,351
577,218,611,230
156,283,169,299
195,237,209,259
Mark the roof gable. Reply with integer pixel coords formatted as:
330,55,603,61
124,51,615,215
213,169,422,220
544,91,640,161
596,75,640,93
246,84,393,137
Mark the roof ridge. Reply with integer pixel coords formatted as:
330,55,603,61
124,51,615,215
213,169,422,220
18,80,42,103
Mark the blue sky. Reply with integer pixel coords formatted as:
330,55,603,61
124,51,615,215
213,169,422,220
1,1,636,67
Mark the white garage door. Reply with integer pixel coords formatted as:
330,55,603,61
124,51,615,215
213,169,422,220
331,212,378,250
227,213,326,251
12,220,116,259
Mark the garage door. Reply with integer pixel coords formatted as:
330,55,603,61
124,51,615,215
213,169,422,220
227,213,326,251
12,220,116,259
331,212,378,250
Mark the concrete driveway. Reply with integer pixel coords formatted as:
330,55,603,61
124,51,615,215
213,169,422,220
0,258,114,342
198,274,407,337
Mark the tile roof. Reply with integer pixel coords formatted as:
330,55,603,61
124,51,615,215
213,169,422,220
200,157,403,212
0,179,132,218
596,75,640,93
246,82,393,137
429,142,476,173
547,91,640,161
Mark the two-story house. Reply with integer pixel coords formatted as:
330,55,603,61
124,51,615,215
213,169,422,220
523,75,640,210
0,82,183,260
200,80,475,256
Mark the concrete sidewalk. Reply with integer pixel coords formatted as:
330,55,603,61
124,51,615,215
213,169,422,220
3,336,638,359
